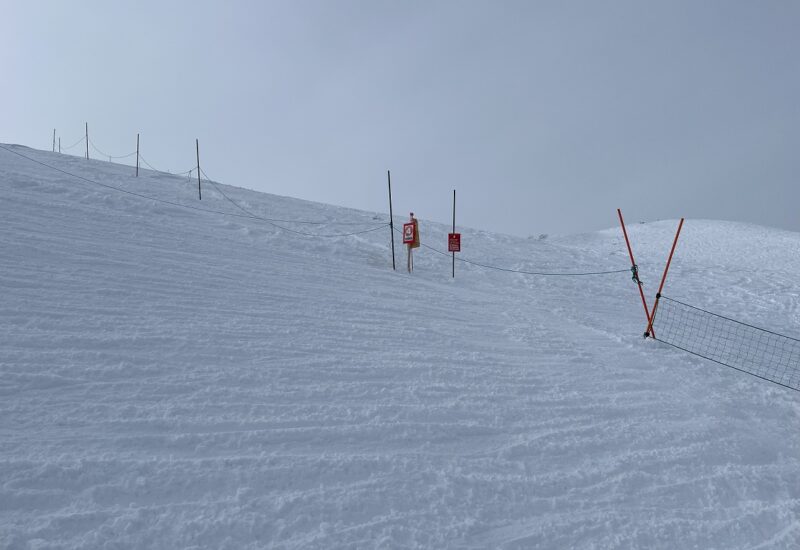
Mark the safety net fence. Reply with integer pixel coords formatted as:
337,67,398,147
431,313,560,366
650,294,800,392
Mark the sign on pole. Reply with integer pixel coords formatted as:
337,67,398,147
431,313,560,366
404,214,420,273
448,233,461,252
403,222,415,244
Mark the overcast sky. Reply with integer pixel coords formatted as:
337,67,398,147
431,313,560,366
2,0,799,236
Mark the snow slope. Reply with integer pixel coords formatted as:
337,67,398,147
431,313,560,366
1,144,799,549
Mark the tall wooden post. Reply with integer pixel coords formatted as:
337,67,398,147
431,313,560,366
52,129,56,152
452,189,456,278
196,139,202,200
387,170,396,270
85,123,89,159
136,134,140,177
58,137,61,153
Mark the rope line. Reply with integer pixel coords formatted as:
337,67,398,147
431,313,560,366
137,153,194,176
0,145,387,238
88,137,137,159
651,294,800,392
393,226,628,277
61,135,86,151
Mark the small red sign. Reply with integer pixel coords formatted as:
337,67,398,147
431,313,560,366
448,233,461,252
403,223,415,244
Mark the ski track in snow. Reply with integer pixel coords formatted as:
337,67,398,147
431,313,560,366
1,144,799,549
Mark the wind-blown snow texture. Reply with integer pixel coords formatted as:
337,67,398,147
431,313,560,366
2,144,799,549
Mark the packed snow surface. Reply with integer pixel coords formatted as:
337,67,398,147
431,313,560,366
1,144,799,549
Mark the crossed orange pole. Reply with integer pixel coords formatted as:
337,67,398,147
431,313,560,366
617,209,685,339
617,209,655,338
645,218,684,338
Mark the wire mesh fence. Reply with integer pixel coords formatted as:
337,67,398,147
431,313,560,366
651,294,800,392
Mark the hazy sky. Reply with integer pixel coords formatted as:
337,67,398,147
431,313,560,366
2,0,799,236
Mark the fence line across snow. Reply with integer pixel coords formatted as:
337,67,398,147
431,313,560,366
0,144,388,238
650,294,800,392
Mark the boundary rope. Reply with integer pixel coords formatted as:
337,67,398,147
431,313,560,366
60,135,86,151
392,226,629,277
137,153,194,176
88,137,137,160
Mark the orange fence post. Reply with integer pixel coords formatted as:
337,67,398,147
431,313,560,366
645,218,684,338
617,209,655,338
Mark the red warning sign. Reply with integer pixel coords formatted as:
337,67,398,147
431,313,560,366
448,233,461,252
403,223,415,244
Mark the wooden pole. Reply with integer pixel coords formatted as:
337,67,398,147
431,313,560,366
645,218,685,338
136,133,139,177
452,189,456,278
85,123,89,159
52,129,56,152
196,139,202,200
387,170,396,270
58,137,61,153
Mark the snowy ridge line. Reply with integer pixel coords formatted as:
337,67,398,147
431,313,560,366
392,226,629,277
198,167,389,227
196,176,392,235
0,145,388,238
652,294,800,392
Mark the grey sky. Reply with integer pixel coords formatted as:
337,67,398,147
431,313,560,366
2,0,799,236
